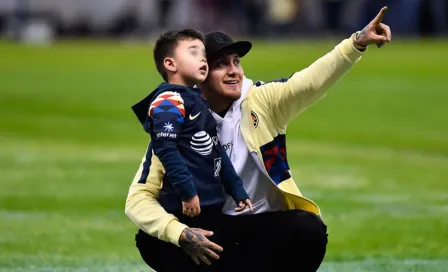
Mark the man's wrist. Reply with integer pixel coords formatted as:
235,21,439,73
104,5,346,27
353,31,368,52
166,220,188,246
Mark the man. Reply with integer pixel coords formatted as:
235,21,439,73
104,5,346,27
125,7,392,272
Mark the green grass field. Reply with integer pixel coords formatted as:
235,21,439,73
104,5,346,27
1,36,447,271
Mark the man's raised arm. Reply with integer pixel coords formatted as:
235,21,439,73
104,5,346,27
251,7,391,129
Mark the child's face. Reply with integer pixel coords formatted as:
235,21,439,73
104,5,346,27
172,38,208,86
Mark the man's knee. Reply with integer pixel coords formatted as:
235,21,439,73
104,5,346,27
281,211,328,257
289,210,328,244
280,211,328,271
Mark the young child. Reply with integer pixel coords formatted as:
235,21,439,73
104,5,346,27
133,29,252,223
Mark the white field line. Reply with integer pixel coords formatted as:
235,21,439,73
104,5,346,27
1,259,448,272
319,258,448,272
287,140,448,167
0,264,150,272
2,138,447,166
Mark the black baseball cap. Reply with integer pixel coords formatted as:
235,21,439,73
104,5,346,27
205,31,252,62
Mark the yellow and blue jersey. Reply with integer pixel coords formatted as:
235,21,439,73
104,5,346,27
132,83,248,213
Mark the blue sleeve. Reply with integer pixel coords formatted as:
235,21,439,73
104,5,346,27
217,145,249,204
147,91,197,200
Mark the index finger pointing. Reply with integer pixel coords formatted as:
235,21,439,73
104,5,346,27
372,6,388,25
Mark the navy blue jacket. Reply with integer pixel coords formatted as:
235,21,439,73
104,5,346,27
132,83,249,213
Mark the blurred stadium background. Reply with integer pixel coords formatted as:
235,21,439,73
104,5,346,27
1,0,447,271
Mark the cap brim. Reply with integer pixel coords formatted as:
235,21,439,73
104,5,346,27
208,41,252,61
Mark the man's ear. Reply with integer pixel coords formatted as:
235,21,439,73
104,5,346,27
163,57,176,73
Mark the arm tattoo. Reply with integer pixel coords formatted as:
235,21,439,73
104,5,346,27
179,228,207,256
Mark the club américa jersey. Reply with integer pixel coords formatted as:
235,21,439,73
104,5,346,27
132,83,248,213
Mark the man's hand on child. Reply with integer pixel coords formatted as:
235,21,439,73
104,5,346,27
234,199,253,212
182,195,201,217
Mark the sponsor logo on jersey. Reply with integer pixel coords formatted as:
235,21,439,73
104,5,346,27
156,132,177,139
189,111,201,120
190,131,213,155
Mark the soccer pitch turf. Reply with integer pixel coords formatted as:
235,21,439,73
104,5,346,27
1,37,447,271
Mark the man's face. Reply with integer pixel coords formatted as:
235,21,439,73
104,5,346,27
201,52,244,102
171,38,208,85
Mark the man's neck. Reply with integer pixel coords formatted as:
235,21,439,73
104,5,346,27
217,105,231,117
204,96,232,117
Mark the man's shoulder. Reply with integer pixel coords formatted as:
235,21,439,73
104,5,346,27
252,75,292,88
244,75,294,104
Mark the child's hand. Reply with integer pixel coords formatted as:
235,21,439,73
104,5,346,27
182,195,201,217
234,199,253,212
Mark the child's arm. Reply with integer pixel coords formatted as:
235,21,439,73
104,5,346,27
216,146,253,212
147,91,197,202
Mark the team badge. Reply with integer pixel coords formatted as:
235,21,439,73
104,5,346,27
251,111,259,128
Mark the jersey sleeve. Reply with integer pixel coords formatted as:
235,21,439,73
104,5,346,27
251,33,364,130
147,91,197,200
125,145,188,247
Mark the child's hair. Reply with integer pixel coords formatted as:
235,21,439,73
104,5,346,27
153,29,205,81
